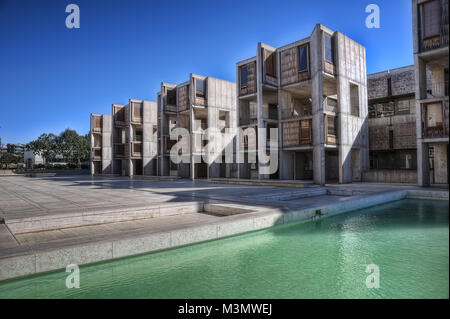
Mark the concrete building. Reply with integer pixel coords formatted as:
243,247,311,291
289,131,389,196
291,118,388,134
24,150,44,168
157,74,237,180
6,143,25,155
90,99,158,177
412,0,449,185
236,24,369,185
365,66,418,183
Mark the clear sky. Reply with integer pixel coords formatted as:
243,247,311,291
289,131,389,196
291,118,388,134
0,0,414,144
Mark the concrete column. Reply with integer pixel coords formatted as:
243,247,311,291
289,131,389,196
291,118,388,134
414,55,429,186
256,43,265,180
101,115,112,175
310,25,325,185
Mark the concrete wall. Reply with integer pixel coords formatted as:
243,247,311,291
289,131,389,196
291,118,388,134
362,169,417,184
335,31,369,183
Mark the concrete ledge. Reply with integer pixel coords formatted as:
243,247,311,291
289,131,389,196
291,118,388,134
406,189,449,200
210,178,314,188
7,202,204,234
2,190,447,282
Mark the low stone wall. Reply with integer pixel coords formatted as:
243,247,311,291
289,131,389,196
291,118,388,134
362,169,417,184
24,169,90,176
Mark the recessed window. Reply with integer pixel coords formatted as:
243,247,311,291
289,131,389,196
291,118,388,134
241,65,248,88
350,83,360,117
324,33,334,64
265,50,276,77
195,79,206,98
422,0,440,38
298,45,308,72
167,89,176,105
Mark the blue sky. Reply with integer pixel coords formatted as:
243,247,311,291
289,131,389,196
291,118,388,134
0,0,413,144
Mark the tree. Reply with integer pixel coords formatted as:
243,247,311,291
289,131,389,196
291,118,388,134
27,133,58,165
59,129,90,167
0,152,19,169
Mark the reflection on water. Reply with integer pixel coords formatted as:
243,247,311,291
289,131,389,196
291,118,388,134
0,199,448,299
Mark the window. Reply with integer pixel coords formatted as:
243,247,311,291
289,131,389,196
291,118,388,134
387,77,392,96
195,79,206,98
389,130,394,149
265,50,276,77
298,45,308,72
133,102,143,118
241,66,247,88
167,89,176,105
422,0,440,38
327,116,337,136
350,83,360,117
396,99,412,114
324,33,334,63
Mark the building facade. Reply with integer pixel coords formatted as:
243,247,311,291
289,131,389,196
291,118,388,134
412,0,449,185
157,74,237,180
236,24,369,185
365,66,418,183
90,99,158,177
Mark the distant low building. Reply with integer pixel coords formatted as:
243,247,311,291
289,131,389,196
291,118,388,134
24,150,44,169
7,143,25,155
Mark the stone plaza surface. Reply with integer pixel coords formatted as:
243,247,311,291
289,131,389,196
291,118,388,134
0,175,448,281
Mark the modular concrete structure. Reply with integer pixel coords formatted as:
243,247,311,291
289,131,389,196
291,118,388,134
157,74,237,180
412,0,449,186
90,99,158,177
365,66,418,183
236,24,369,185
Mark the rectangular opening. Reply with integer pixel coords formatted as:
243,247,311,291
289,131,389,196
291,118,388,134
195,79,206,98
240,65,248,88
264,50,276,77
422,0,440,39
268,104,278,120
300,119,312,144
350,83,360,117
298,44,308,72
324,33,334,64
134,129,143,142
389,130,394,149
167,88,177,106
387,78,392,96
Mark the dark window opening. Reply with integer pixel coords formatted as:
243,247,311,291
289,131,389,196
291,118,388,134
387,77,392,96
324,33,334,64
298,45,308,72
265,50,276,77
389,130,394,149
241,66,247,88
196,79,206,98
167,89,176,105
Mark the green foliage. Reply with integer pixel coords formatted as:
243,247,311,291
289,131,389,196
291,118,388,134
0,152,20,169
27,129,90,168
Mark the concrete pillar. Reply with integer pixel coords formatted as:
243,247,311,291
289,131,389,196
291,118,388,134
101,115,112,175
256,43,265,180
414,55,429,186
310,25,325,185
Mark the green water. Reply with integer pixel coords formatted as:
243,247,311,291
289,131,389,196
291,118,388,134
0,199,448,299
